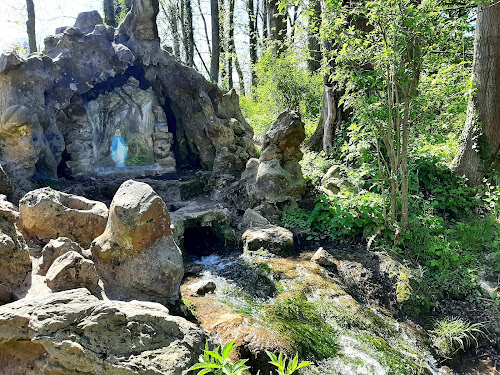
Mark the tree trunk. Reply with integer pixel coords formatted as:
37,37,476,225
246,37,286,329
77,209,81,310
452,3,500,186
210,0,220,83
307,0,321,74
185,0,195,67
162,1,181,58
103,0,117,27
227,0,235,89
268,0,286,55
26,0,37,53
234,51,246,94
247,0,258,88
262,0,268,40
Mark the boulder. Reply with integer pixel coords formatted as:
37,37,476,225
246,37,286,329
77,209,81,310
0,165,12,199
45,251,100,294
0,214,31,305
0,288,207,374
19,188,108,247
189,280,216,296
321,164,354,195
91,180,184,305
0,106,57,196
229,111,306,212
40,237,89,275
311,247,335,266
0,195,18,222
242,226,294,255
74,10,103,33
241,208,270,229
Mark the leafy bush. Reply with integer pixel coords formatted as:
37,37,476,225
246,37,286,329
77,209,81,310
189,341,249,375
266,352,310,375
282,193,384,242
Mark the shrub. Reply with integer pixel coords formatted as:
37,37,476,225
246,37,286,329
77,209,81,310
430,317,485,358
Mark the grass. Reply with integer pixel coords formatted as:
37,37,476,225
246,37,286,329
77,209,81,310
430,317,486,357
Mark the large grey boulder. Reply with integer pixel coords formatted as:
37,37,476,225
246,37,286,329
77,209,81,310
74,10,103,33
91,180,184,305
229,111,306,212
0,212,31,305
19,188,108,247
0,288,207,374
242,226,294,255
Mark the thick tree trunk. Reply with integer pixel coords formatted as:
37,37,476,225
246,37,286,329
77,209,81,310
307,0,321,74
103,0,117,27
26,0,37,53
262,0,268,40
248,0,258,87
268,0,286,55
210,0,220,83
452,3,500,186
185,0,194,67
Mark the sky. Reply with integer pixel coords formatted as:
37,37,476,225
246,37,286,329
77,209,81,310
0,0,102,53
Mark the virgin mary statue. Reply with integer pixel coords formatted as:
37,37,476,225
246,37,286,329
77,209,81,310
110,129,128,168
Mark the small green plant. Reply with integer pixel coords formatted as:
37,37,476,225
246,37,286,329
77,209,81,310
266,352,310,375
189,341,249,375
430,317,486,358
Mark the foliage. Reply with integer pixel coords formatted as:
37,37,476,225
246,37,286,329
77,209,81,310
300,151,336,186
240,50,323,138
266,352,310,375
430,317,485,357
282,193,384,242
189,341,249,375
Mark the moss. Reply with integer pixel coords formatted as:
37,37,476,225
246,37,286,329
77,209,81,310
264,294,339,360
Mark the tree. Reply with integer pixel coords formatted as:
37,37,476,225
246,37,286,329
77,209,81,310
452,2,500,186
103,0,117,26
307,0,321,74
26,0,37,53
268,0,286,55
227,0,235,89
210,0,220,82
247,0,258,87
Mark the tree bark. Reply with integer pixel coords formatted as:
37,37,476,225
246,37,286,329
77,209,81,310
262,0,268,40
307,0,321,74
248,0,258,88
228,0,235,89
162,1,181,58
103,0,117,27
210,0,220,83
26,0,37,53
268,0,286,55
452,3,500,186
185,0,195,67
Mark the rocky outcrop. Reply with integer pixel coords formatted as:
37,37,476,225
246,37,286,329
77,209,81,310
45,251,100,294
0,106,57,196
242,226,294,255
0,207,31,305
229,111,305,214
19,188,108,247
321,165,354,195
91,180,183,305
0,0,255,192
0,165,12,199
40,237,90,275
0,288,207,374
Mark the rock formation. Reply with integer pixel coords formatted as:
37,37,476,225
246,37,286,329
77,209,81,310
0,0,255,198
229,111,306,216
0,199,31,305
39,237,90,275
0,288,207,374
19,187,108,247
91,180,183,305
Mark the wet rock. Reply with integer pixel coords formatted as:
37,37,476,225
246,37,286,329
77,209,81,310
0,288,207,374
311,247,336,267
229,111,306,212
40,237,90,276
189,280,216,295
19,188,108,247
0,214,31,305
45,251,100,294
243,226,294,255
91,180,183,305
